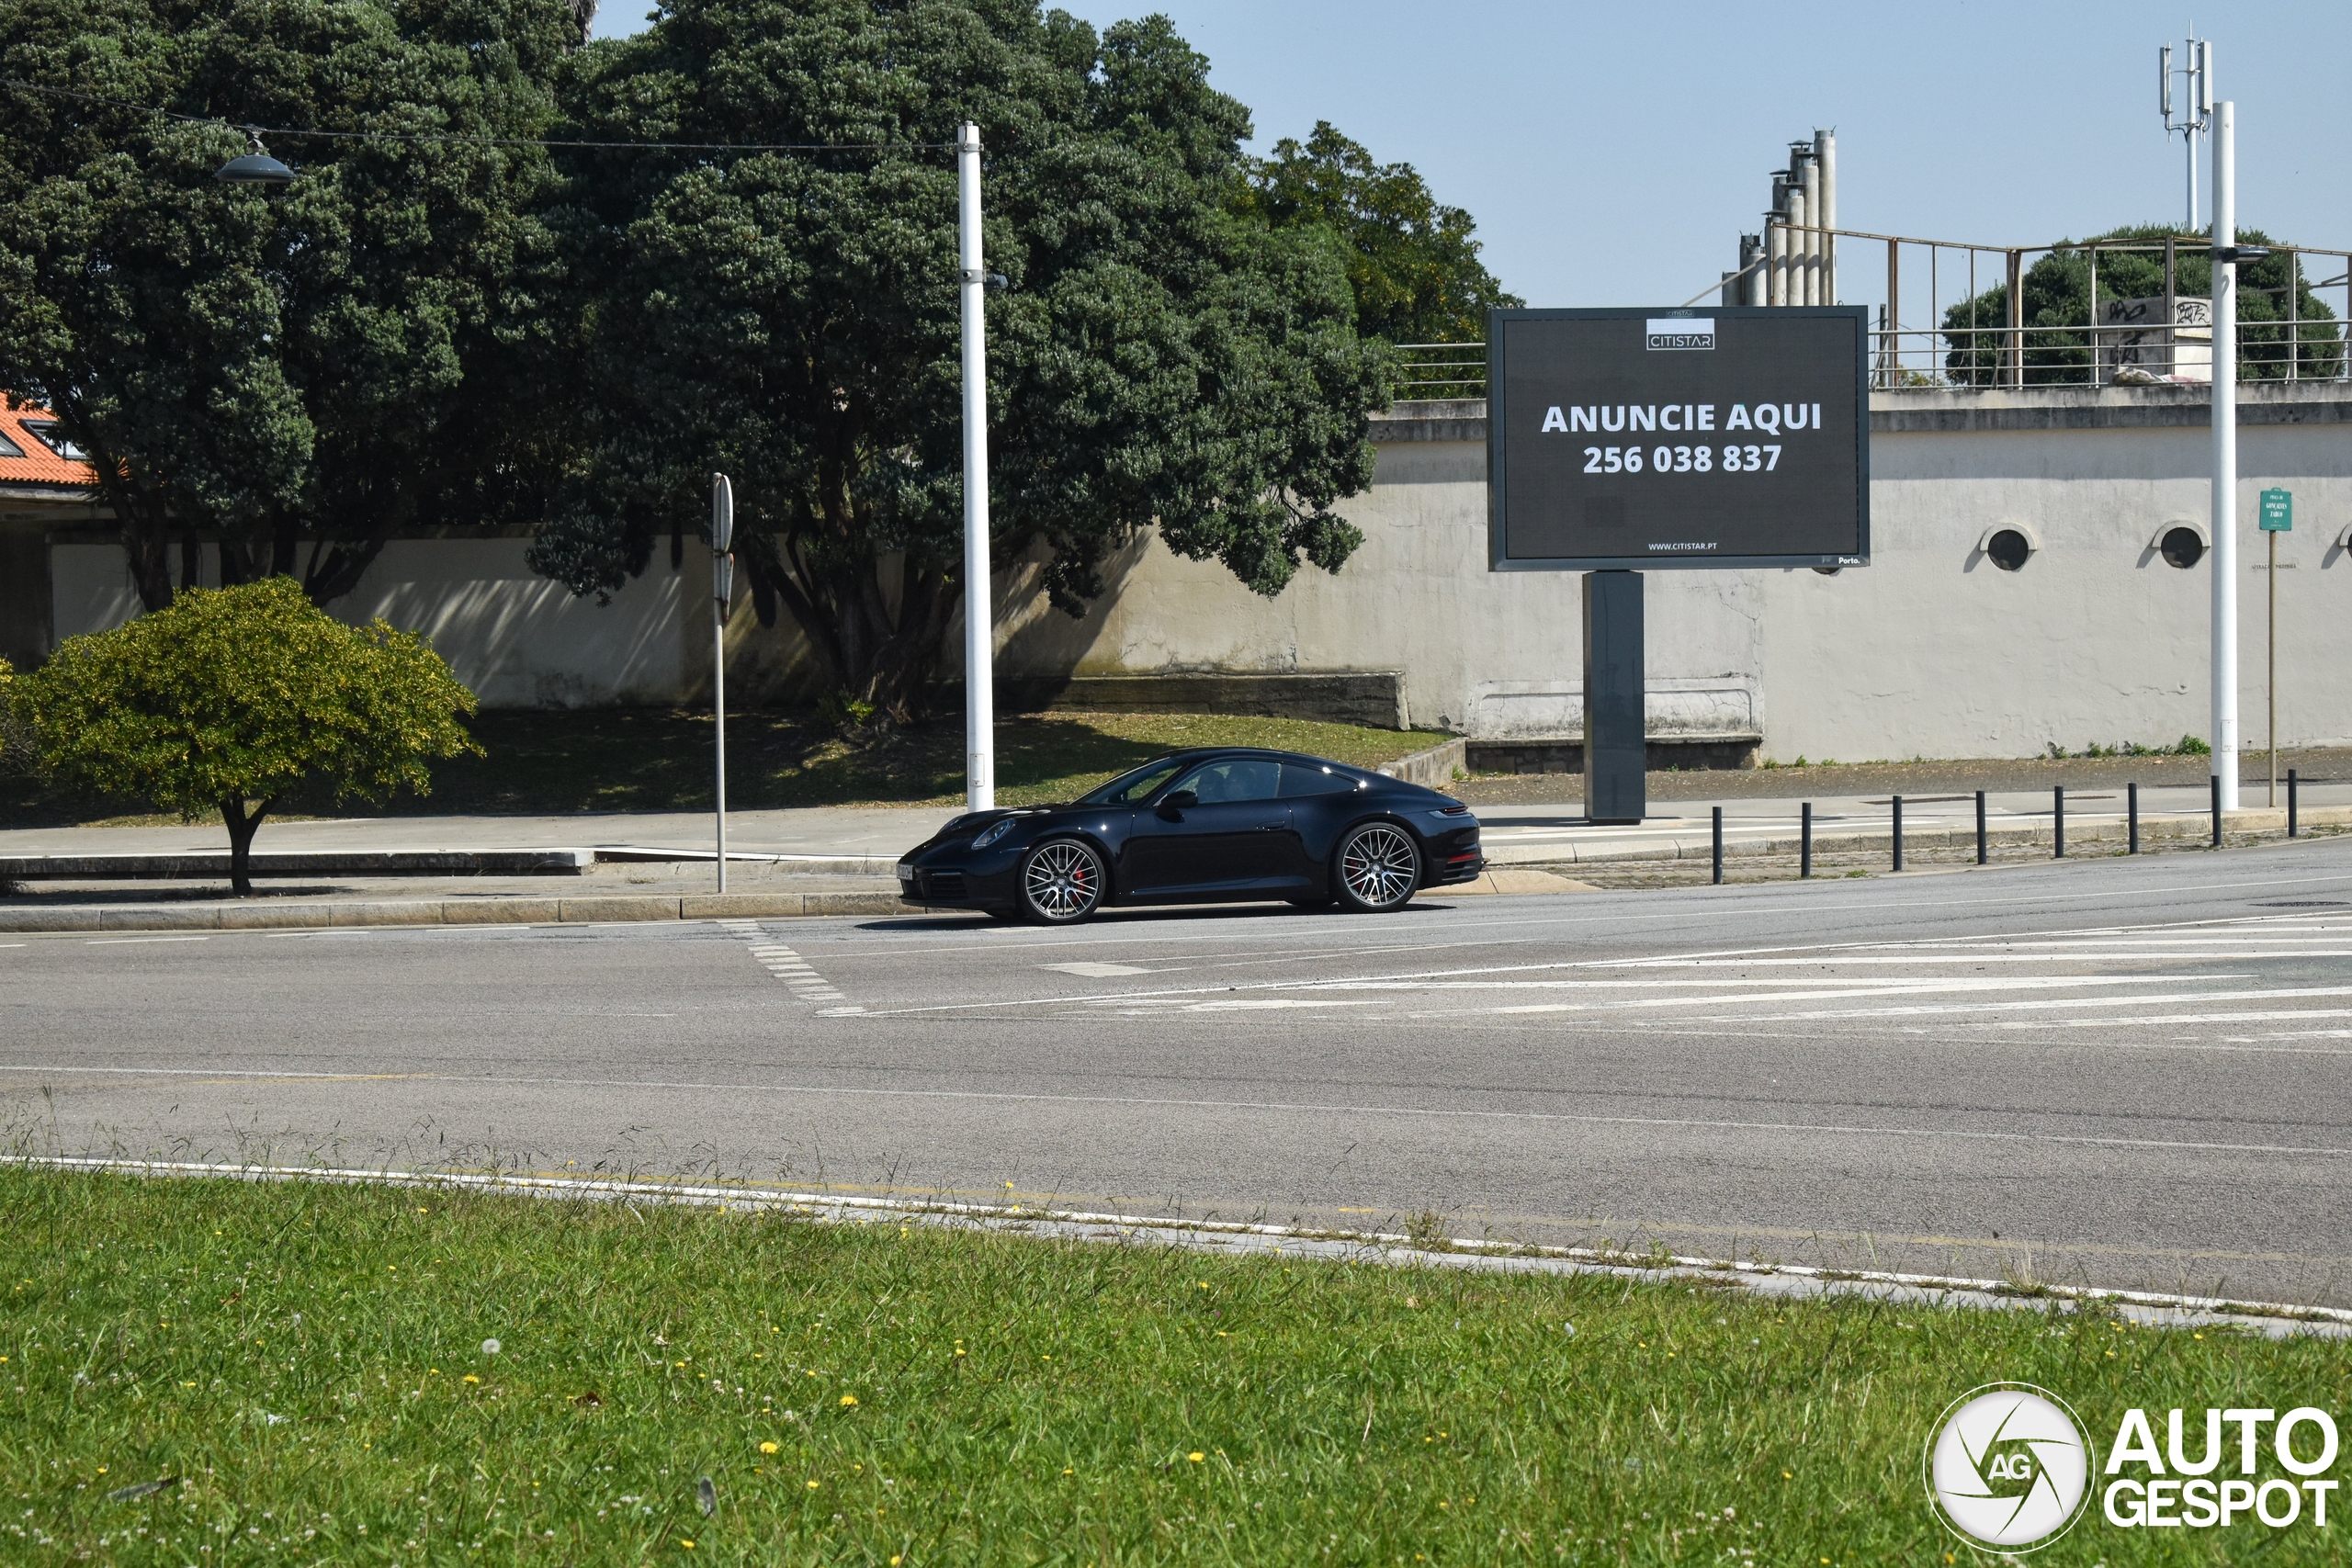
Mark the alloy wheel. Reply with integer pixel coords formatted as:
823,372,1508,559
1338,824,1419,910
1022,840,1103,922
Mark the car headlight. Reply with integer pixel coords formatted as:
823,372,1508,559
971,817,1018,849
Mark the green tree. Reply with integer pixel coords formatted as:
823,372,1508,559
1,578,480,895
0,0,584,612
529,0,1386,724
1234,119,1521,347
1940,223,2343,385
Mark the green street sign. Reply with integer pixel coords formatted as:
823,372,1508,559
2259,488,2292,531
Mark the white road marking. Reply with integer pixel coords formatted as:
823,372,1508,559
1043,961,1154,977
721,919,851,1006
87,936,210,945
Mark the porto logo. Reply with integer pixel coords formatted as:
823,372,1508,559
1925,1384,2094,1550
1644,316,1714,351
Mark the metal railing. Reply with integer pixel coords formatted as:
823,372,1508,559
1857,230,2351,389
1385,229,2352,400
1390,343,1487,400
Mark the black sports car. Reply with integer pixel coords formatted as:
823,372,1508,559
896,748,1485,923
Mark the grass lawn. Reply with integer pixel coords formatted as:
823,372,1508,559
4,1169,2345,1564
0,709,1453,827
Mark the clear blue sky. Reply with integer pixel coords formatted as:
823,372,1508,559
588,3,2352,322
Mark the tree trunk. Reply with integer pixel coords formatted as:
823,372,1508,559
742,533,960,727
220,796,274,897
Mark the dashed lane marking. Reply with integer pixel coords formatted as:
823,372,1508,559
719,919,857,1010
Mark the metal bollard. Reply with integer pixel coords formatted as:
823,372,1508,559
2211,775,2222,847
1975,790,1987,865
2053,785,2064,859
1712,807,1724,885
1892,795,1904,872
2128,781,2140,854
1801,802,1813,879
2290,768,2300,838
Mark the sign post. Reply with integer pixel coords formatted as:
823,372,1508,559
711,473,734,893
2260,486,2291,806
1487,305,1870,823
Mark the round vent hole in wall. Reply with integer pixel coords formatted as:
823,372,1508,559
1984,528,2033,571
2160,526,2206,569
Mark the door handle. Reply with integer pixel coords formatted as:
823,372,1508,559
1255,821,1286,831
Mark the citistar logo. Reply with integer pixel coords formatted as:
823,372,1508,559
1924,1384,2094,1551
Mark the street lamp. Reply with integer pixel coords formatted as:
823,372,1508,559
214,130,296,186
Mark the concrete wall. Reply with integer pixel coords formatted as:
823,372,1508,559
992,437,1768,742
998,382,2352,759
48,536,720,710
26,381,2352,759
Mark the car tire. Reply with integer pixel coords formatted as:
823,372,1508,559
1018,838,1107,924
1331,821,1420,913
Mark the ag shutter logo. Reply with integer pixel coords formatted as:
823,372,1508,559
1645,316,1714,351
1923,1383,2094,1551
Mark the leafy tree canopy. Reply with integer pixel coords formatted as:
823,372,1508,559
527,0,1387,722
1939,223,2344,384
1,578,480,894
0,0,585,612
1234,119,1521,346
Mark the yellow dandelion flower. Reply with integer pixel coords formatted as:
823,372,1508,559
840,1394,858,1407
1188,1452,1204,1463
462,1375,481,1385
760,1441,779,1455
807,1480,820,1490
680,1539,695,1549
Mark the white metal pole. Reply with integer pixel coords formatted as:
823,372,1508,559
2211,99,2238,813
957,120,994,812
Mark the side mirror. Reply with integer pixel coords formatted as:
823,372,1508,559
1159,790,1198,817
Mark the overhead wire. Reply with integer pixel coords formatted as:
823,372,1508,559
0,77,956,153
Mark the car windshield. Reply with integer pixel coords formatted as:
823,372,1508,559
1077,755,1192,805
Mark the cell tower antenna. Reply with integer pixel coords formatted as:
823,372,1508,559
2160,31,2211,231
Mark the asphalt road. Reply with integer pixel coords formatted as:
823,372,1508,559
7,839,2352,1308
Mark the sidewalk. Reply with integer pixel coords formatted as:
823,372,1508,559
5,780,2345,932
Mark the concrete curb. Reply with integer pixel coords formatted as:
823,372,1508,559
1485,804,2352,865
1376,737,1466,789
0,889,911,934
0,848,595,880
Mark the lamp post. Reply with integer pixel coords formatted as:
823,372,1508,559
956,120,995,813
2208,105,2267,820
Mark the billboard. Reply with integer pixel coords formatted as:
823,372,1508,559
1487,305,1870,571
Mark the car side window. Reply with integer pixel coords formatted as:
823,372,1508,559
1170,758,1282,804
1279,762,1359,797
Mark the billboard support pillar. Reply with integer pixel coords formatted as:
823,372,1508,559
1582,570,1645,825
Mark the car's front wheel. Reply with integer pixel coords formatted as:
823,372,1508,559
1018,838,1107,924
1332,822,1420,912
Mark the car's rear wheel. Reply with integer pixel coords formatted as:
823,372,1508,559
1019,838,1106,924
1333,822,1419,912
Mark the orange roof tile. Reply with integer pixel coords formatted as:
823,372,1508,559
0,404,99,488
